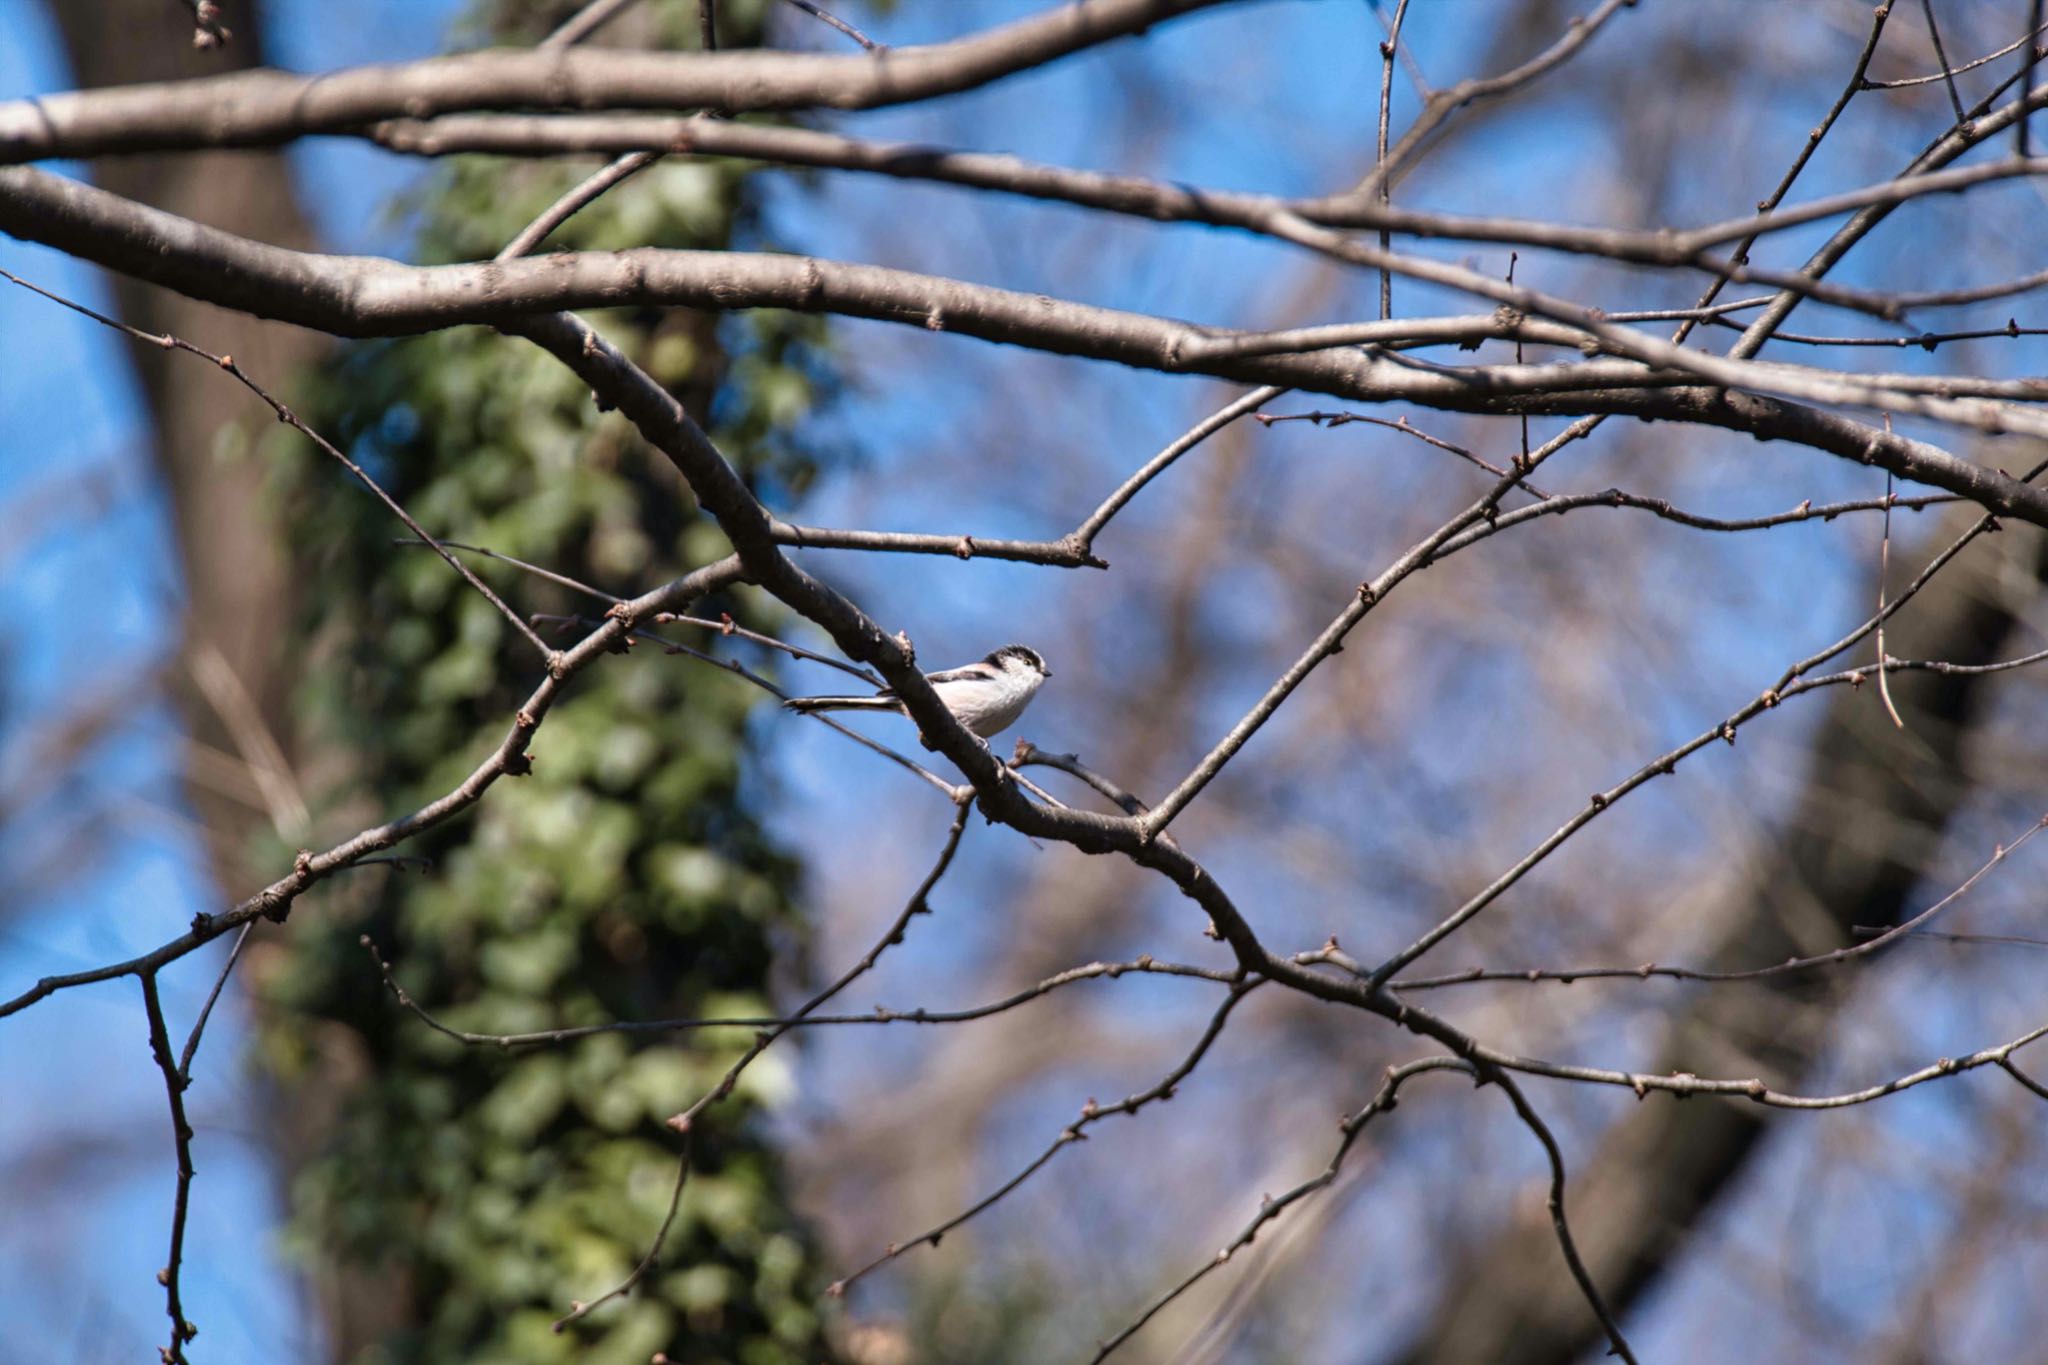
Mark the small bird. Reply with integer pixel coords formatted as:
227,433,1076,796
783,644,1051,739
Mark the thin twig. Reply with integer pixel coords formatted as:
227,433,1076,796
1854,926,2048,951
403,535,884,684
831,980,1257,1296
1920,0,1971,124
1351,0,1638,199
1704,315,2048,349
365,935,1232,1047
1090,1056,1470,1360
0,557,746,1021
1074,387,1286,552
1470,1018,2048,1110
669,797,975,1130
1366,454,2048,987
1876,457,1907,728
559,802,970,1330
540,0,644,48
551,1138,692,1332
0,269,559,664
497,150,662,261
1361,810,2048,992
653,613,881,684
140,973,198,1364
2003,1058,2048,1101
777,0,880,50
2022,1,2046,155
531,611,959,794
175,922,253,1078
1482,1067,1638,1364
1255,408,1537,489
1860,17,2047,86
1014,741,1153,817
1374,0,1410,320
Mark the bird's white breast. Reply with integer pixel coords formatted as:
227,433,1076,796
935,668,1041,737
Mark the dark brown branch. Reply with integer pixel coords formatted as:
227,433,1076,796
1349,0,1638,199
1731,25,2047,355
1300,812,2048,993
1374,0,1411,319
1862,18,2045,87
2004,1059,2048,1102
1468,1019,2048,1110
176,922,252,1077
497,149,661,260
1918,0,1969,125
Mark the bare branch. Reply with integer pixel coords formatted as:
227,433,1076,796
497,149,661,260
139,973,198,1364
541,0,645,49
831,980,1258,1297
1370,812,2048,993
365,936,1234,1048
9,172,2043,533
668,797,974,1132
0,0,1237,161
1089,1056,1473,1361
1483,1068,1639,1365
1348,0,1640,200
0,268,560,663
1374,0,1411,320
0,556,747,1020
776,0,880,52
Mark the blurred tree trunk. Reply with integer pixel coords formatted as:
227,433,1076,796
48,0,323,891
44,0,378,1348
1397,513,2048,1365
45,9,835,1360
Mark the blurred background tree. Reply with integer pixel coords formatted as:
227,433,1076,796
37,1,837,1362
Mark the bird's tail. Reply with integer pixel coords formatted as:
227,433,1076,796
783,695,901,716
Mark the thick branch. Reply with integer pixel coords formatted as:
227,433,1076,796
0,0,1236,161
5,166,2045,529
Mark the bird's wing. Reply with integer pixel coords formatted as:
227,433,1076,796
921,662,1002,686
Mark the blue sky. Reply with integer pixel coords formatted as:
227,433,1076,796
6,2,2048,1360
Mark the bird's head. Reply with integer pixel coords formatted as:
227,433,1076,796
987,644,1050,679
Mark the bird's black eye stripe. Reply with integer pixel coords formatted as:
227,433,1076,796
986,644,1047,672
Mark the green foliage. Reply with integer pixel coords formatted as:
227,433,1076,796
259,4,839,1360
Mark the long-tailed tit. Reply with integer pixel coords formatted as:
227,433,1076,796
783,644,1050,739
